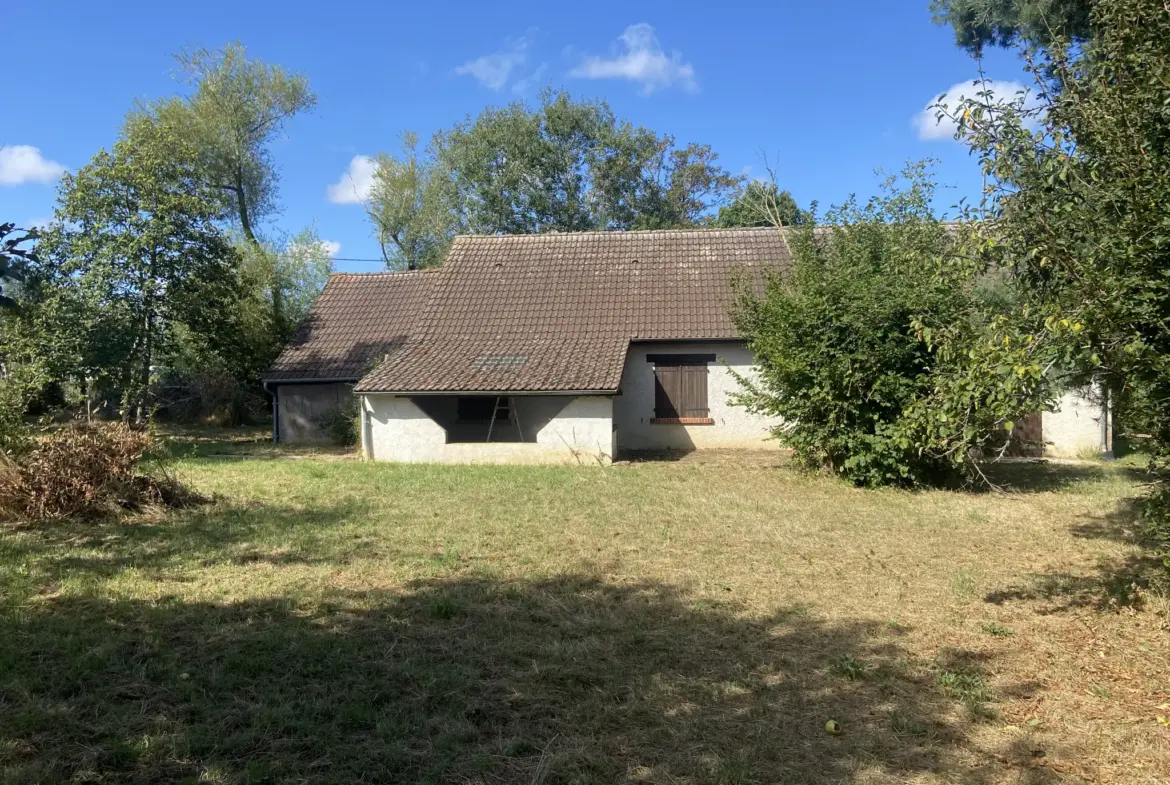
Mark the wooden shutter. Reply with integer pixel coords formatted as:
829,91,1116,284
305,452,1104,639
653,362,710,422
681,364,709,418
654,365,682,418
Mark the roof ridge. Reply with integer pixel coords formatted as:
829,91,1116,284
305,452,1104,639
452,226,786,240
329,269,435,278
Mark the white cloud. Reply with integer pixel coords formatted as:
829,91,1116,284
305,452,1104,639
320,240,341,257
570,24,697,94
455,37,529,91
914,79,1042,141
0,145,66,186
511,63,548,94
326,155,377,204
25,216,52,230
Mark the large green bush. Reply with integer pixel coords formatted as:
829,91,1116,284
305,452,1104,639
731,167,1057,488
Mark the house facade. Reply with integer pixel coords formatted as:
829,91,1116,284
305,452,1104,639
265,227,1111,462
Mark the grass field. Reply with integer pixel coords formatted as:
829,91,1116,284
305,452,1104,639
1,429,1168,784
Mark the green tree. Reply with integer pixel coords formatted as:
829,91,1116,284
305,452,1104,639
944,0,1170,546
365,91,741,267
366,134,449,270
930,0,1094,52
731,165,1057,487
0,222,39,311
714,181,811,229
29,113,240,423
168,42,316,247
149,42,316,343
0,222,48,452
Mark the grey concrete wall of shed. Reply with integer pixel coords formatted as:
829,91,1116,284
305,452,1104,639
614,341,777,453
276,382,354,443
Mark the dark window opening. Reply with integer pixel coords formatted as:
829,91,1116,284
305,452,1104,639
652,358,713,425
456,396,509,424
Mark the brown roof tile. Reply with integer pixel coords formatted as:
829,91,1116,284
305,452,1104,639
264,270,433,381
355,227,790,393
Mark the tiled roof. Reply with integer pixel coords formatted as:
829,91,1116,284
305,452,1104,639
356,227,790,393
264,270,432,382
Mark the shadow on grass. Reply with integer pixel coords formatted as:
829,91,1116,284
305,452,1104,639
977,459,1147,494
985,493,1167,613
2,501,374,581
0,575,1034,785
982,555,1160,612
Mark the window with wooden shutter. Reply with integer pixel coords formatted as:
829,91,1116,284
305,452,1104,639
650,355,713,425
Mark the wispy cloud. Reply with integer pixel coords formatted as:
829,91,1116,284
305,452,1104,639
511,63,548,94
320,240,341,257
455,35,530,91
570,24,697,94
24,216,52,230
326,155,377,205
0,145,66,186
914,79,1041,141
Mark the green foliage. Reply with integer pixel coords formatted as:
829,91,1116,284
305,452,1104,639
315,399,360,447
946,0,1170,556
930,0,1093,53
731,165,1056,488
27,111,240,423
979,621,1015,637
715,181,811,229
0,221,39,312
166,41,316,247
367,134,450,270
365,90,742,268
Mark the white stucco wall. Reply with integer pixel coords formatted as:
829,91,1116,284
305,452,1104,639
361,394,614,464
1043,387,1108,458
613,341,776,452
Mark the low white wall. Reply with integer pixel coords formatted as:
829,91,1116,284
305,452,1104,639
362,394,614,464
1043,387,1107,458
613,341,776,452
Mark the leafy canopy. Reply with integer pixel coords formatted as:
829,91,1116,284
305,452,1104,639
365,91,742,269
715,181,811,229
944,0,1170,543
930,0,1093,53
732,165,1057,488
25,111,240,422
162,41,316,246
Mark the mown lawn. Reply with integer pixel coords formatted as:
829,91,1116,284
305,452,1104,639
1,430,1168,784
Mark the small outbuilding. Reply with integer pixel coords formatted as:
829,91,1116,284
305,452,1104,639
262,269,431,443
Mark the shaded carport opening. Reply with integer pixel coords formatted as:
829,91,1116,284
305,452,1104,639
411,395,573,443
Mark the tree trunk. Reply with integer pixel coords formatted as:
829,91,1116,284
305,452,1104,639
138,307,153,426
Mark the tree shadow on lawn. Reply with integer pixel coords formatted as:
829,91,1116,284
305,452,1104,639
978,459,1147,494
0,575,1039,785
986,496,1166,613
3,501,376,582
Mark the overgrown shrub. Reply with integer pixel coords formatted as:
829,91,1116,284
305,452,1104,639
731,166,1058,488
316,400,360,447
153,366,267,426
0,423,202,523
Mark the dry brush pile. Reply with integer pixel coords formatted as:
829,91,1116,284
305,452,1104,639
0,423,204,523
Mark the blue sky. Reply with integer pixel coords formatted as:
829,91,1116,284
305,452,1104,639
6,1,1030,273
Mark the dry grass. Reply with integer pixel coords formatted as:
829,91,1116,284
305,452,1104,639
1,430,1167,784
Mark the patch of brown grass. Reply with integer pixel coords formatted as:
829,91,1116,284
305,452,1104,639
0,443,1166,783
